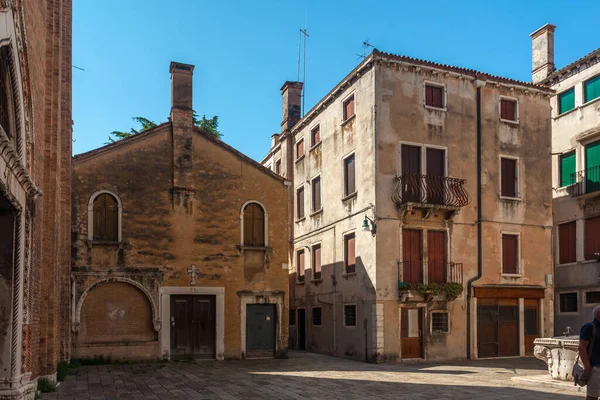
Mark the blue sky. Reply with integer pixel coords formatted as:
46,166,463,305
73,0,599,161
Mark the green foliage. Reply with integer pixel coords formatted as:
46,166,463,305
398,281,464,300
37,377,57,393
106,112,222,144
56,360,69,381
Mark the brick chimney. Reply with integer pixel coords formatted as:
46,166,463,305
280,81,303,132
530,24,556,84
170,62,195,203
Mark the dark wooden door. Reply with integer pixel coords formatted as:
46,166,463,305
524,299,539,356
297,309,306,350
477,300,499,358
402,229,422,284
477,299,519,358
427,231,446,284
426,148,445,204
401,308,423,359
246,304,276,358
401,145,422,202
170,295,216,359
498,303,519,357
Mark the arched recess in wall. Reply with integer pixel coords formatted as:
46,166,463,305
240,200,268,247
87,189,122,242
73,277,160,334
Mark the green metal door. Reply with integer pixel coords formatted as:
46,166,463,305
246,304,276,358
586,140,600,194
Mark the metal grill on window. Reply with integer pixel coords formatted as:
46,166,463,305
312,307,322,326
344,305,356,326
431,312,448,333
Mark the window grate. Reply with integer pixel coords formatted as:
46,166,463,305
312,307,322,326
344,305,356,326
431,312,448,333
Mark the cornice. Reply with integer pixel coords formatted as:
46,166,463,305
0,128,42,199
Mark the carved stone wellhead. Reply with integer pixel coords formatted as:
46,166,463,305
392,174,470,208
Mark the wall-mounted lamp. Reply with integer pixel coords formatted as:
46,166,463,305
362,215,377,236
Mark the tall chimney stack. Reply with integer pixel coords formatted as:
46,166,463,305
280,81,303,132
530,24,556,84
170,62,195,195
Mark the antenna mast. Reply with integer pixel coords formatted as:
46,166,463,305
297,0,309,117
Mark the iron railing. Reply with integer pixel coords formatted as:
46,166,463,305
392,174,470,208
397,261,463,287
567,165,600,197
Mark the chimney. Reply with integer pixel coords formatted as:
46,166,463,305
530,24,556,84
280,81,303,132
169,61,195,197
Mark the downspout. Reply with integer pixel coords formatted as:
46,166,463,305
467,78,486,359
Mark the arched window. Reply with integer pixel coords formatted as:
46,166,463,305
242,202,265,247
92,193,119,241
0,46,17,145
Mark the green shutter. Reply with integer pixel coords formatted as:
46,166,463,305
586,140,600,193
559,88,575,114
585,75,600,103
560,151,576,187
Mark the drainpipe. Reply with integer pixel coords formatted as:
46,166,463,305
467,78,486,359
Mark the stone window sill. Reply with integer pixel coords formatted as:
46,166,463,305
309,141,322,152
500,118,519,125
295,155,305,164
424,104,447,112
295,216,306,223
343,272,357,278
341,114,356,127
501,273,522,278
310,208,323,217
88,240,121,246
341,192,357,202
296,280,306,286
499,195,522,202
311,277,323,284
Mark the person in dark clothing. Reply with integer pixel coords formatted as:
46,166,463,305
580,305,600,399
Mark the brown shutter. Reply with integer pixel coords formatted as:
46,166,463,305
312,177,321,211
559,221,576,264
313,245,321,279
254,204,265,246
243,205,253,245
426,148,445,177
427,231,446,283
502,234,518,274
402,229,423,283
585,216,600,260
344,96,355,120
402,145,421,174
501,158,517,197
106,195,118,241
93,194,106,240
275,159,281,175
312,125,320,146
425,85,433,106
501,99,516,121
297,187,304,218
297,139,304,158
345,233,356,273
297,250,305,281
432,86,443,108
345,155,356,196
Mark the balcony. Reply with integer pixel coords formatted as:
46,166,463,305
397,261,464,302
567,165,600,197
392,174,469,219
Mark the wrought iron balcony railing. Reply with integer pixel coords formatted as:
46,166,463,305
392,174,470,208
567,165,600,197
397,261,463,286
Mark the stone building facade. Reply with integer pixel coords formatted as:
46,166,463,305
263,49,554,362
533,24,600,333
0,1,72,399
71,63,290,361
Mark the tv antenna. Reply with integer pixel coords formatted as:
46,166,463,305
297,0,309,117
357,40,374,60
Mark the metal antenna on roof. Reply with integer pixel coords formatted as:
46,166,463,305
357,40,374,60
296,0,309,117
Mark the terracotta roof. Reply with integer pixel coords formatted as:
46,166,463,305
374,49,554,92
540,47,600,86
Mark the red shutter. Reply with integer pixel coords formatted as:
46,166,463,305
402,229,423,283
344,96,355,120
297,187,304,218
313,245,321,279
311,125,320,146
345,233,356,273
501,158,517,197
559,221,576,264
425,85,433,106
501,99,516,121
427,231,446,283
297,139,304,158
432,86,443,108
502,234,518,274
585,217,600,260
312,177,321,211
345,155,356,196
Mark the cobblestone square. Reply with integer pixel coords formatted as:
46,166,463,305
41,351,583,399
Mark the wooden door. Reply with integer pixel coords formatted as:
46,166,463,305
524,299,539,356
477,299,499,358
426,148,445,204
427,231,446,284
401,308,423,359
401,145,422,202
170,295,216,359
402,229,422,284
297,309,306,350
498,301,519,357
246,304,276,358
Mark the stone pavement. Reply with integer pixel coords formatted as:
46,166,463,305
42,351,583,400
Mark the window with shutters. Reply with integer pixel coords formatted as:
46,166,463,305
425,83,445,109
297,249,305,282
242,202,265,247
312,307,322,326
559,292,578,313
586,291,600,304
500,97,518,122
296,138,305,160
558,221,576,264
501,234,519,274
585,216,600,260
558,88,575,115
559,151,576,187
500,157,519,198
0,46,18,149
584,75,600,104
431,312,449,334
343,153,356,197
344,304,357,327
92,193,120,241
296,186,305,219
310,124,321,147
275,159,281,175
311,175,321,212
312,244,322,280
343,95,355,121
344,232,356,274
289,309,296,326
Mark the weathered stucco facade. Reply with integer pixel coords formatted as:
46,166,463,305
535,24,600,334
71,63,289,361
0,1,72,399
263,49,554,362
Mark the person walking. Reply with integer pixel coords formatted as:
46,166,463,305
580,305,600,399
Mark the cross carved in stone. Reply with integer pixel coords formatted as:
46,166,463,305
187,264,199,285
